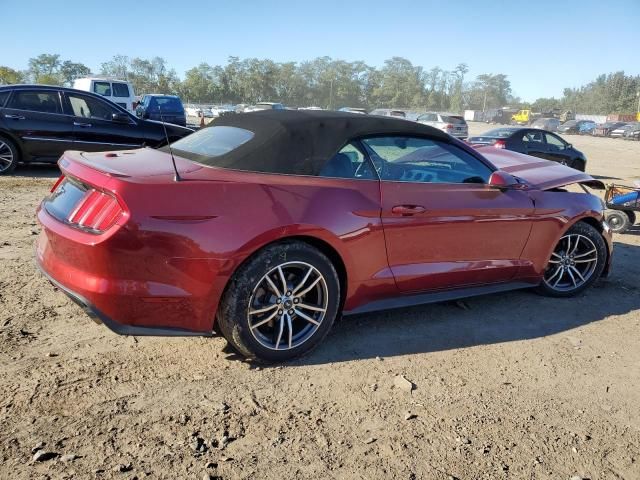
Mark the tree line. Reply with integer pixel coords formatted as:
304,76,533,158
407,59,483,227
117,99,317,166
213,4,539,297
0,53,638,115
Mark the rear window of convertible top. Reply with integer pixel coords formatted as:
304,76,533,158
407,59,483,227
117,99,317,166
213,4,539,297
169,126,254,164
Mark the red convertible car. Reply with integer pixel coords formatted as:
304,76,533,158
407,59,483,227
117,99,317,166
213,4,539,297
36,110,612,362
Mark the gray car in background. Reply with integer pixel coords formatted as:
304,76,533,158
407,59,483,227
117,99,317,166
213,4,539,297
416,112,468,139
531,117,561,132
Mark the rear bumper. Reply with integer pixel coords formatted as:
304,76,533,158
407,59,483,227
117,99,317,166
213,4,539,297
36,263,211,337
36,206,219,336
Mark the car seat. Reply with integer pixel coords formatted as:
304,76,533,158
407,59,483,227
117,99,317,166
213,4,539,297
319,153,354,178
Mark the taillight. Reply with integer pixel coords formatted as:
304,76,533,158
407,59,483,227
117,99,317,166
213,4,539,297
493,140,506,149
67,188,124,233
50,175,65,193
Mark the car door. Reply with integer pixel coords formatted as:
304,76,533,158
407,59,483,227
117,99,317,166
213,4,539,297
543,132,571,165
362,136,535,292
1,89,74,161
63,91,145,151
519,129,549,159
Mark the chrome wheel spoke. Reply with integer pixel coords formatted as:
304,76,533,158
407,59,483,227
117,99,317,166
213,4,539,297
566,267,577,287
293,308,320,326
265,275,282,297
570,266,585,283
277,266,288,293
296,276,321,297
550,267,564,287
574,256,597,264
250,308,280,329
569,235,581,255
292,267,313,295
274,314,285,349
249,303,278,315
286,313,293,349
297,303,326,313
574,248,596,259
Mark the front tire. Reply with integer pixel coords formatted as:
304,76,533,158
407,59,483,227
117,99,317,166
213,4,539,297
0,137,19,175
536,222,606,297
216,241,340,363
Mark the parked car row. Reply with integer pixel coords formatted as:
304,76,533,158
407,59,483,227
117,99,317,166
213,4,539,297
556,119,640,139
0,84,192,174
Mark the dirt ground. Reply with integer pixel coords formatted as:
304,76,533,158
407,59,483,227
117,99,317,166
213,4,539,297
1,125,639,480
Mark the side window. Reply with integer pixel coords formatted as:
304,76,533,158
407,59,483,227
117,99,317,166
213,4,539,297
318,142,376,180
545,133,566,149
93,81,112,96
0,91,9,108
362,136,492,184
67,93,118,120
112,83,130,98
7,90,62,114
522,131,543,143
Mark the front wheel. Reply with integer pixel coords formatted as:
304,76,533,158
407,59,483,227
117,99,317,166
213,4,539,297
536,222,606,298
0,137,19,175
216,241,340,363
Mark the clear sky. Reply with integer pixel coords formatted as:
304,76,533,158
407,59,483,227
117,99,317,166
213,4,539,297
3,0,639,101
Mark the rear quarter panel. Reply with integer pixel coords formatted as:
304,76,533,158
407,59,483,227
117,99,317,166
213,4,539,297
109,170,389,328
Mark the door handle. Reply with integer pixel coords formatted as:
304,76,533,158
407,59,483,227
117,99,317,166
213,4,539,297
391,205,426,216
73,122,92,128
4,114,25,120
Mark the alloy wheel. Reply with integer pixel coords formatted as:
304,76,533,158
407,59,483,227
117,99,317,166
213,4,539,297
0,140,14,173
543,234,599,292
247,261,328,351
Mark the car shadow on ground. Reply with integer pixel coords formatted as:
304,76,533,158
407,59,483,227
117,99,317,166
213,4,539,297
13,164,60,179
291,241,640,366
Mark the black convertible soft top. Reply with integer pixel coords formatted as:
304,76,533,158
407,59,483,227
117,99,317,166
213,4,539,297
178,109,451,175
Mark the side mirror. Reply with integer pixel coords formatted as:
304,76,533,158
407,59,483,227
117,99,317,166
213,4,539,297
112,112,130,124
488,170,527,190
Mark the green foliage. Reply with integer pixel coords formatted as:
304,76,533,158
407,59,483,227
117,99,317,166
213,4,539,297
10,54,640,115
0,66,25,85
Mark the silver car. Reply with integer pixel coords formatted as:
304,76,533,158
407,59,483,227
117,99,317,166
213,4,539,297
531,117,561,132
416,112,468,139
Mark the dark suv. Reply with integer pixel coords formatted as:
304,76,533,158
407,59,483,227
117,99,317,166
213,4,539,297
136,95,187,127
0,85,192,175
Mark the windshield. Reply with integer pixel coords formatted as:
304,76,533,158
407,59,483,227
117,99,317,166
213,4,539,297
170,126,254,163
441,115,465,124
149,96,183,113
480,128,516,138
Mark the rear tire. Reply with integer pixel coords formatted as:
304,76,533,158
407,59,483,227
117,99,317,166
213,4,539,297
536,221,606,298
627,211,636,226
0,137,19,175
216,241,340,363
605,210,631,233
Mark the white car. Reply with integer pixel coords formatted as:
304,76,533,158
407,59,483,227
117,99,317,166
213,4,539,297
244,102,285,112
185,106,203,117
73,77,136,112
416,112,469,139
